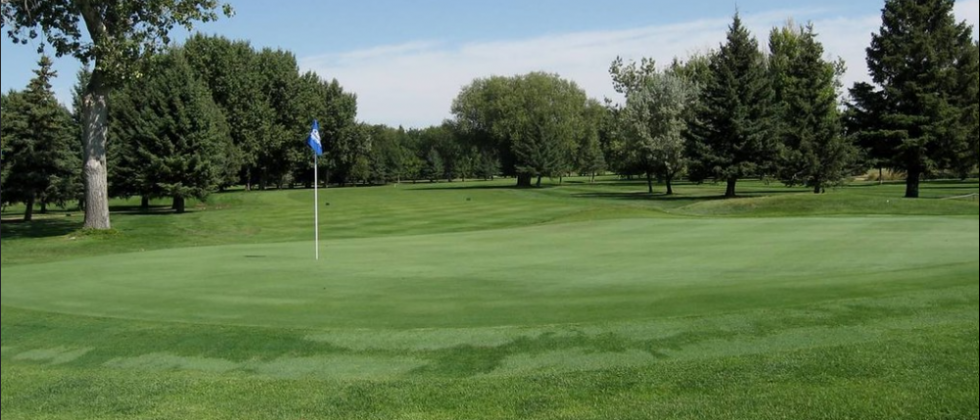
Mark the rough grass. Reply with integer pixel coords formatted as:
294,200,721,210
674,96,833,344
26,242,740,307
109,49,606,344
2,178,978,419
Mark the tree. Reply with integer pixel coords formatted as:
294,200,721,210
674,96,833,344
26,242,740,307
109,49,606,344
184,35,270,190
577,100,607,183
612,59,698,195
848,0,976,198
452,73,589,187
687,14,777,198
108,49,234,214
3,0,232,229
770,23,855,193
0,57,79,221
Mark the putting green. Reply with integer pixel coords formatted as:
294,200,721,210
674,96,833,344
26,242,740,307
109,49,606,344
4,217,976,330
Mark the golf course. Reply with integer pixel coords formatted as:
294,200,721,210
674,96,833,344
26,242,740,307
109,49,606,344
2,179,978,419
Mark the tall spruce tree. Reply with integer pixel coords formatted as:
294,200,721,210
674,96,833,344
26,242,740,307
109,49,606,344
770,24,855,193
109,49,234,213
849,0,976,197
1,57,79,221
687,14,776,198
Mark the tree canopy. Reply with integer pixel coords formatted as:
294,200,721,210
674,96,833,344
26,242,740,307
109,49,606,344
687,14,777,198
848,0,977,197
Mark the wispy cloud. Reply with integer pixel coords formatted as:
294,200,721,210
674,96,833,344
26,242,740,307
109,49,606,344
301,2,979,128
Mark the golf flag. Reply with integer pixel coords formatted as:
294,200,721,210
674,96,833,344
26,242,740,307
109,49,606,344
307,120,323,156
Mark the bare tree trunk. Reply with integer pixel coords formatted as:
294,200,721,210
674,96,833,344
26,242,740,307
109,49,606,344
905,169,921,198
82,71,112,230
24,194,35,223
646,172,654,194
879,167,884,186
665,175,674,196
536,176,543,188
40,200,48,215
141,196,150,211
517,174,533,188
173,196,186,214
725,178,738,198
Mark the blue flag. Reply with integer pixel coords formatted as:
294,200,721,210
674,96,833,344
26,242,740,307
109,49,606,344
307,120,323,156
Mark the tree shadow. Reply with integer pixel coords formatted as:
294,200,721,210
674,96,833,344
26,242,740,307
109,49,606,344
108,205,183,216
571,192,730,203
0,218,82,240
411,184,556,192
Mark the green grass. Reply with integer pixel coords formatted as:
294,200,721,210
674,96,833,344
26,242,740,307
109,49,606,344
2,178,978,419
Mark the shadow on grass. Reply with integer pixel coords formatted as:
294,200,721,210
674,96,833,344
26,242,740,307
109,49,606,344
109,205,181,216
0,218,81,240
571,189,808,203
411,184,557,192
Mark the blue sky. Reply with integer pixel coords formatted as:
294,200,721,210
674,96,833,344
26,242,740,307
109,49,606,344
3,0,978,127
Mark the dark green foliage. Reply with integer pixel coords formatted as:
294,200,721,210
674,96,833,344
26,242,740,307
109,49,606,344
183,35,272,190
577,100,608,182
770,24,855,193
687,14,777,198
1,57,80,220
848,0,977,197
108,49,234,213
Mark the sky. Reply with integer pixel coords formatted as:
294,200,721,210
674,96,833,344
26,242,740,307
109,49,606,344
3,0,978,128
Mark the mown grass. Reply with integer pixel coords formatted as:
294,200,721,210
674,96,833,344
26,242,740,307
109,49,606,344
1,178,978,419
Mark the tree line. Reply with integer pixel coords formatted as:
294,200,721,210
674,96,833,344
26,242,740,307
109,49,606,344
3,0,978,224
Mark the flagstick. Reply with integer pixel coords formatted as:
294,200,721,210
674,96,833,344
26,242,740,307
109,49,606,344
314,153,320,261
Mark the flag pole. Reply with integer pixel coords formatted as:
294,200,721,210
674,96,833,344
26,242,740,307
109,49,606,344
314,153,320,261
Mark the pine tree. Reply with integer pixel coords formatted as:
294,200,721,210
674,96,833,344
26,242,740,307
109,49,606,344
849,0,976,197
687,14,776,198
770,24,855,193
109,49,234,213
1,57,79,221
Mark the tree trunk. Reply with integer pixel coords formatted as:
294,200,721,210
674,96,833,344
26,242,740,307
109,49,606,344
141,196,150,211
878,167,884,186
813,182,823,194
517,174,533,188
591,173,596,184
24,195,35,223
646,172,654,194
666,175,674,196
536,176,543,188
173,196,186,214
82,71,112,230
40,201,48,215
725,178,737,198
905,169,921,198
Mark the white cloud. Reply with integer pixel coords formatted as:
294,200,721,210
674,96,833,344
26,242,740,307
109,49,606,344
301,3,980,128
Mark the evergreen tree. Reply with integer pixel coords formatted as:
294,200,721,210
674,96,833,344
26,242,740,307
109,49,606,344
109,49,235,213
687,14,776,198
184,35,270,190
770,24,855,193
849,0,976,197
1,57,79,221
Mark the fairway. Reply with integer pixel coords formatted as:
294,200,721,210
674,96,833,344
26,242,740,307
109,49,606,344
2,180,979,419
